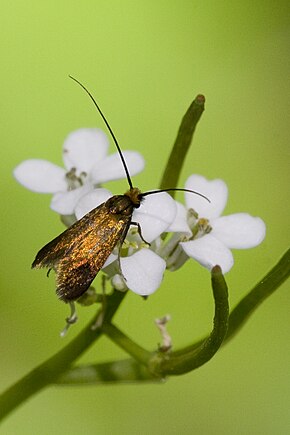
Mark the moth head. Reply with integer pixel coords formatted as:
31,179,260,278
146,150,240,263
124,187,143,208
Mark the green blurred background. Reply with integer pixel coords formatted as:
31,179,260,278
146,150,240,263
1,1,289,434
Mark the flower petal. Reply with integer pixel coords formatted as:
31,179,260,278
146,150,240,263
14,159,67,193
167,201,192,234
103,253,118,269
63,128,109,173
75,188,112,219
181,234,234,273
121,249,166,295
185,175,228,219
132,192,177,243
211,213,266,249
50,184,92,215
90,151,145,184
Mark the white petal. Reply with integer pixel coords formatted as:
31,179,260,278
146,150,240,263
132,192,177,243
167,201,192,234
63,129,109,173
14,160,67,193
103,253,118,269
211,213,266,249
185,175,228,219
181,234,234,274
50,184,92,215
75,188,112,219
121,249,166,295
90,151,145,184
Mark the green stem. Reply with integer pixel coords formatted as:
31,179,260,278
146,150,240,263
159,94,205,195
53,249,289,384
102,323,152,366
225,248,290,343
172,249,290,356
57,359,162,385
0,290,125,423
57,267,229,382
4,253,288,404
149,266,229,376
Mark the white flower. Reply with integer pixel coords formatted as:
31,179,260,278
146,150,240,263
13,128,145,215
168,175,266,274
75,188,177,296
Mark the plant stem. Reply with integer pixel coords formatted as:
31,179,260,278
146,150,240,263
159,94,205,195
0,290,125,423
172,249,290,356
225,248,290,343
57,359,162,385
150,266,229,375
102,323,152,365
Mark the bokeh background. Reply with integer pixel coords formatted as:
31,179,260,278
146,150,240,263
1,2,289,434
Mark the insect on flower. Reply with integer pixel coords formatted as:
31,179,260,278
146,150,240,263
32,76,209,303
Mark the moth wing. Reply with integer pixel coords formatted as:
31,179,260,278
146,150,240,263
54,213,131,302
32,202,108,269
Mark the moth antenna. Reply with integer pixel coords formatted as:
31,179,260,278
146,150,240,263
69,75,133,189
141,188,210,203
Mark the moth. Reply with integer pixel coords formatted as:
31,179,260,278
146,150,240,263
32,77,208,303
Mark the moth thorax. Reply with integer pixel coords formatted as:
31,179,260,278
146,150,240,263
105,195,134,215
124,187,142,208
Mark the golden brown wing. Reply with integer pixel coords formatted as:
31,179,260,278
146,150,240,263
32,201,131,302
32,202,110,269
55,215,130,302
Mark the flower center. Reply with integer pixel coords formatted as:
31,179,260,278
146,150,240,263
197,217,212,236
65,167,87,190
120,227,149,257
186,208,212,240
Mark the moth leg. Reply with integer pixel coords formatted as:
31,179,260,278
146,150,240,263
115,221,131,281
47,268,52,277
115,221,150,281
130,221,151,246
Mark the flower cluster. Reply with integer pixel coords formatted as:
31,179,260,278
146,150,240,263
14,129,266,297
14,128,145,216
